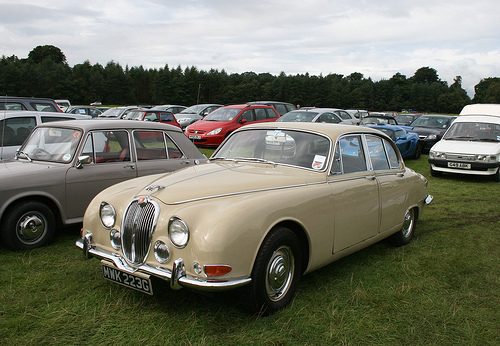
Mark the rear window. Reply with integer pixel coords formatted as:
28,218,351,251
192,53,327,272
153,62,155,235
30,102,60,112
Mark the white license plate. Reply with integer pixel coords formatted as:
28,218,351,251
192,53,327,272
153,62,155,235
102,264,153,295
189,135,201,139
448,162,471,169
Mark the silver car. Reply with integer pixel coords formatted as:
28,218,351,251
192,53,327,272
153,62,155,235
0,120,207,250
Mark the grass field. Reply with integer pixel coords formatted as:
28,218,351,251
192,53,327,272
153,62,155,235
1,153,499,345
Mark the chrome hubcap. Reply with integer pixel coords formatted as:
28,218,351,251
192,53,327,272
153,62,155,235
17,213,46,243
266,245,294,302
401,209,414,238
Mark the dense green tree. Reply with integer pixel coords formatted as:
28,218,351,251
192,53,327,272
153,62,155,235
473,77,500,103
27,45,67,65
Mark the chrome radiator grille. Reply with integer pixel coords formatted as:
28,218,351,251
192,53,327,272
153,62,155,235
122,198,159,265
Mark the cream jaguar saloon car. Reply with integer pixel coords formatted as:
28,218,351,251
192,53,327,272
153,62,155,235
77,122,432,315
429,104,500,181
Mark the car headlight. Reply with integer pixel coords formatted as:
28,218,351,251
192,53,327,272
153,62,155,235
426,134,438,140
110,229,121,250
169,217,189,248
154,240,170,264
430,151,446,159
100,202,116,229
206,128,222,136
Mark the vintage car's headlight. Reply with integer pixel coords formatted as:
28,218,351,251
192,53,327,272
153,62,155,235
109,229,121,250
426,134,438,140
100,202,116,229
154,241,170,264
206,128,222,136
169,217,189,248
476,155,488,162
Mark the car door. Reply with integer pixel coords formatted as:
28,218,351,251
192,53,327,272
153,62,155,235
133,130,192,176
329,134,379,253
365,134,409,233
65,130,137,220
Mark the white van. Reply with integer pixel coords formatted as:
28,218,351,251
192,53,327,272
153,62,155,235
428,104,500,181
0,111,90,160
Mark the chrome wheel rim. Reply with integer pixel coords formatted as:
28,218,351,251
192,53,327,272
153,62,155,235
401,209,415,238
17,212,47,244
265,245,294,302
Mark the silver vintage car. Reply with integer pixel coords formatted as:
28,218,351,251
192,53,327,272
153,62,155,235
0,120,207,250
77,122,432,315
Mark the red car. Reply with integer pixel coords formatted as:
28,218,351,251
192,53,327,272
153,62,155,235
123,109,182,129
185,104,279,146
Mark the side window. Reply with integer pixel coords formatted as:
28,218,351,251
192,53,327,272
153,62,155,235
83,131,130,163
366,135,390,170
160,112,175,122
255,108,267,121
336,111,351,120
338,135,367,173
31,102,59,112
144,113,159,122
266,108,278,119
240,110,255,122
274,104,287,115
1,102,26,111
0,117,36,146
317,113,341,123
41,116,73,122
133,131,168,160
384,139,400,169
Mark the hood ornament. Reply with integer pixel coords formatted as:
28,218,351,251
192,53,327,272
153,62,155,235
145,184,165,195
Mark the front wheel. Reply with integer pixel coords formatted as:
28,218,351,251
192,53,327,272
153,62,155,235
0,201,56,250
243,226,302,316
388,208,416,247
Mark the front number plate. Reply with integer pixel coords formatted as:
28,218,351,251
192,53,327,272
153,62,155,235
188,134,201,140
102,264,153,295
448,162,471,169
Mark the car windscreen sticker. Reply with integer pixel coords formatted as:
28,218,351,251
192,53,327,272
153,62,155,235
63,154,72,162
312,155,326,170
73,131,80,139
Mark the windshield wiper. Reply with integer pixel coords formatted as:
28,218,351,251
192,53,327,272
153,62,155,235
471,138,499,142
209,157,235,162
234,157,276,165
16,151,32,162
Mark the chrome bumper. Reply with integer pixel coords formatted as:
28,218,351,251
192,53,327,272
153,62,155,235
75,237,251,292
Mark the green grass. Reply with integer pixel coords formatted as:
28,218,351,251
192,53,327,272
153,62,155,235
1,154,499,345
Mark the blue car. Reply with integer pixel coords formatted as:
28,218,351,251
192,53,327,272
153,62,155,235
367,124,421,159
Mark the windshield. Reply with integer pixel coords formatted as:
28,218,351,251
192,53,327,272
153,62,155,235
180,105,205,114
213,129,331,171
203,108,240,121
443,122,500,142
18,127,82,163
411,116,451,129
277,111,319,122
99,108,122,117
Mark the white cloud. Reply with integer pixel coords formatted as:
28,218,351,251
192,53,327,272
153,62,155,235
1,0,499,97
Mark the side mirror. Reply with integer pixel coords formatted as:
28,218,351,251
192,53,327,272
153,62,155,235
239,118,247,124
76,155,92,169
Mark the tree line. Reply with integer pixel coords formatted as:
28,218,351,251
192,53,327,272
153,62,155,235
1,45,499,113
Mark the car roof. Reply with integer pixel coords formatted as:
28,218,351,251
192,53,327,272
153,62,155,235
459,104,500,117
0,110,89,120
240,121,385,138
34,119,184,132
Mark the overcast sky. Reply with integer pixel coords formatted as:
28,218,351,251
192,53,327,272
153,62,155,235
1,0,499,97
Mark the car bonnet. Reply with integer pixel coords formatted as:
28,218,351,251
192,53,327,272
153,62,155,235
136,162,323,205
431,139,500,156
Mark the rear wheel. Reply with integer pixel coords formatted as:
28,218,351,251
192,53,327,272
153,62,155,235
0,201,56,250
389,208,416,246
243,226,302,316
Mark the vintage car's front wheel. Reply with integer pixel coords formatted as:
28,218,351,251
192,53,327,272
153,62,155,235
0,201,56,250
244,226,302,316
388,208,416,247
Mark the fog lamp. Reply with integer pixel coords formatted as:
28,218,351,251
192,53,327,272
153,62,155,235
154,241,170,264
109,229,121,250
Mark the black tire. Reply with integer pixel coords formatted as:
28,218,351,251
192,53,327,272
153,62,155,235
412,142,422,160
389,208,416,247
430,166,442,177
243,226,302,316
0,201,56,250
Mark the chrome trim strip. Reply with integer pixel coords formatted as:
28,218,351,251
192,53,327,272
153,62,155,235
76,238,251,291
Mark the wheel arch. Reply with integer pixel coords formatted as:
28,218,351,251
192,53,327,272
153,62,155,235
266,219,310,275
0,194,63,228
